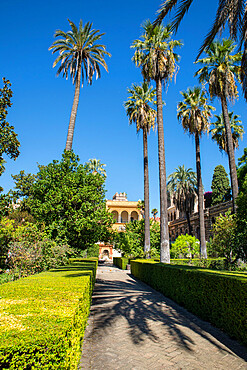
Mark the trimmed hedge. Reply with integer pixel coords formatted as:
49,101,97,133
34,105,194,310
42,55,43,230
0,259,98,369
113,257,130,270
131,260,247,346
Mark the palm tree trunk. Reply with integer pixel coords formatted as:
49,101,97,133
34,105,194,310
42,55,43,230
65,60,82,151
156,77,170,263
220,93,238,213
143,126,150,255
195,132,207,258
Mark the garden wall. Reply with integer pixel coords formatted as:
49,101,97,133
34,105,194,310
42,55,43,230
0,258,98,369
130,260,247,346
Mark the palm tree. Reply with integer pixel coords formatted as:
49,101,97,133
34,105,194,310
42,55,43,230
177,87,215,258
132,20,182,263
167,165,197,236
151,208,158,220
85,158,106,177
195,39,242,213
125,82,156,254
154,0,247,100
49,19,111,151
210,112,244,153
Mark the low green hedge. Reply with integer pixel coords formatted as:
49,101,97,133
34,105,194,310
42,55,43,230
113,257,130,270
0,259,98,369
131,260,247,346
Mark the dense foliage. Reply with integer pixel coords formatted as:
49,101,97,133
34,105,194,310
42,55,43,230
171,234,200,258
0,78,20,181
210,211,237,264
236,148,247,260
115,219,160,258
211,165,231,205
0,259,98,369
13,151,113,250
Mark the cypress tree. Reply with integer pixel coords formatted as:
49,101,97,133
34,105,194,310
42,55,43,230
211,165,231,205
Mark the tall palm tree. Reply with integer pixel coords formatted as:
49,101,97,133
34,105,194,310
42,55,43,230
167,165,197,236
124,82,156,254
177,87,215,258
49,19,111,151
132,20,182,263
151,208,158,220
154,0,247,100
195,39,242,213
85,158,106,177
210,112,244,153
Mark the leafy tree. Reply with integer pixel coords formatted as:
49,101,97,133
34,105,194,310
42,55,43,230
116,219,160,258
195,39,242,213
235,148,247,261
132,20,182,263
125,81,156,255
13,151,113,249
211,211,237,264
210,112,244,153
85,159,106,177
211,165,231,205
0,78,20,182
154,0,247,101
167,165,197,235
171,234,200,259
151,208,158,220
49,20,111,151
177,87,215,258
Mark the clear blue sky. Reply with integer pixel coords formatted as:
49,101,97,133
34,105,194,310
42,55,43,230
1,0,246,214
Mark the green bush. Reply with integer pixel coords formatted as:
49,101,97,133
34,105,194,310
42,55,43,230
171,234,200,258
170,258,227,270
0,259,98,369
130,260,247,346
113,257,130,270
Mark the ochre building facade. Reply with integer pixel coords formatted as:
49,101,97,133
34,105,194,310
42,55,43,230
106,192,143,231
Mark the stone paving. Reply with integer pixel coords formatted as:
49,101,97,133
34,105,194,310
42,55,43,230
79,263,247,370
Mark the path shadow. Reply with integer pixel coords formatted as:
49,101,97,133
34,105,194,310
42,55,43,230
89,272,247,361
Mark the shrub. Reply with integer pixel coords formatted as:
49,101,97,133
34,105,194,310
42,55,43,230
131,260,247,346
211,210,237,264
0,259,97,369
113,257,129,270
171,234,200,258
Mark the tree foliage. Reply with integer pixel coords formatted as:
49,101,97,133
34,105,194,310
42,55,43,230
13,151,113,249
211,165,231,205
236,148,247,260
0,78,20,181
171,234,200,258
211,211,237,264
210,112,244,153
115,219,160,258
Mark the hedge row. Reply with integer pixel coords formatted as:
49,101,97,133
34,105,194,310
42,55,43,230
130,260,247,346
0,258,98,369
113,257,130,270
114,257,228,271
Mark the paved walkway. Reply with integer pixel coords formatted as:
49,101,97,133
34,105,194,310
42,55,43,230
79,264,247,370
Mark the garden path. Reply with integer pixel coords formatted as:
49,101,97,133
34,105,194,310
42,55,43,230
79,263,247,370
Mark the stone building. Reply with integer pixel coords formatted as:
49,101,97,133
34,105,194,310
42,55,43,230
168,200,233,242
106,192,143,231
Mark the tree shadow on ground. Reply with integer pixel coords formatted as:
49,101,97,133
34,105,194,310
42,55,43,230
89,273,247,361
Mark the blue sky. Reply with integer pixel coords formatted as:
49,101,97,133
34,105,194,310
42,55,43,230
1,0,246,213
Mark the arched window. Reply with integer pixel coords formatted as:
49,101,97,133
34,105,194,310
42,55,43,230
112,211,118,223
121,211,128,223
130,211,138,222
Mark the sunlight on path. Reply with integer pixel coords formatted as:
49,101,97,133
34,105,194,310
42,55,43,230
79,264,247,370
